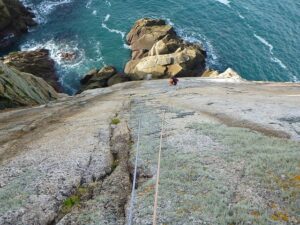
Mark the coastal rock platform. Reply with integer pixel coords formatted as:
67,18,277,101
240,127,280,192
0,78,299,224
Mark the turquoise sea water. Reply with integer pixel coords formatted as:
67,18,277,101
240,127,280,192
4,0,300,94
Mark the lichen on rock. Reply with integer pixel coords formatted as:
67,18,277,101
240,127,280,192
0,61,58,109
2,49,62,92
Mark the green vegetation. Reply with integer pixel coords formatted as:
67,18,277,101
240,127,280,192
63,195,80,208
129,102,300,224
186,122,300,224
111,118,120,125
61,186,90,214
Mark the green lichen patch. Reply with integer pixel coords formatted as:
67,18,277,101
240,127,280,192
59,186,92,215
111,118,120,125
129,101,300,224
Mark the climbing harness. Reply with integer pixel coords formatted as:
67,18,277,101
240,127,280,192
128,118,141,225
152,111,166,225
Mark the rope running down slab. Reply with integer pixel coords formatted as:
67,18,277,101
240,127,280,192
127,118,141,225
152,111,166,225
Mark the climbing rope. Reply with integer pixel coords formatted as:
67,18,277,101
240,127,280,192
128,118,141,225
152,111,166,225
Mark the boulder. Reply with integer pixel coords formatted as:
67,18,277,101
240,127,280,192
78,66,130,93
107,73,131,87
0,61,58,109
2,49,62,92
125,45,205,79
126,18,176,60
124,18,206,80
0,0,36,50
201,69,220,77
201,68,243,81
217,68,243,81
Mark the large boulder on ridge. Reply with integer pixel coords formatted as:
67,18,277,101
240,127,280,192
125,18,206,80
0,61,58,109
0,0,36,50
2,49,62,92
126,18,177,60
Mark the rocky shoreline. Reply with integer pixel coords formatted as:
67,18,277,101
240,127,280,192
0,3,300,225
0,0,36,50
0,13,238,109
78,18,225,93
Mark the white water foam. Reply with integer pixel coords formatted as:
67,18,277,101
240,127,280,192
86,0,93,8
254,34,288,70
105,0,111,7
101,14,126,39
21,39,85,67
104,14,111,22
21,0,73,24
123,44,131,49
253,34,299,81
237,12,245,19
215,0,231,7
178,29,219,68
21,38,105,93
92,10,97,16
163,17,220,68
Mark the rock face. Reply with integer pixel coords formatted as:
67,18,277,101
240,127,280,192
0,61,58,109
78,66,130,93
202,68,243,81
0,0,36,50
2,49,62,92
124,18,206,80
0,78,299,224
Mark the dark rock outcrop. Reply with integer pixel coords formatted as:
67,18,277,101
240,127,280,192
0,0,36,50
0,61,58,109
124,18,206,80
78,66,130,94
2,49,62,92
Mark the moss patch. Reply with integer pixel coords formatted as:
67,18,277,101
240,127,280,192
111,118,120,125
129,101,300,224
59,186,92,215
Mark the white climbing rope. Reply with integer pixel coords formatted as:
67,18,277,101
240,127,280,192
153,111,166,225
128,118,141,225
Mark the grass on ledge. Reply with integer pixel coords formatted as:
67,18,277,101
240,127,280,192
111,118,120,125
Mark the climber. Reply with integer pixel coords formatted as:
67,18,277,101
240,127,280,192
168,77,179,86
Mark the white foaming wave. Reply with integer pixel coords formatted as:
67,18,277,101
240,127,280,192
253,34,298,81
21,0,73,24
92,10,97,16
21,39,85,68
292,76,299,82
215,0,231,7
101,15,126,39
101,24,126,39
237,12,245,19
104,14,111,22
21,38,105,93
178,29,219,68
164,17,220,68
254,34,274,52
254,34,288,69
123,44,131,49
86,0,93,8
270,57,287,70
105,0,111,7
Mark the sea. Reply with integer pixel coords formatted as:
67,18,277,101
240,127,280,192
3,0,300,94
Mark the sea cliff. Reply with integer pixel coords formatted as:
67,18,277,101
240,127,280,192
0,11,299,225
